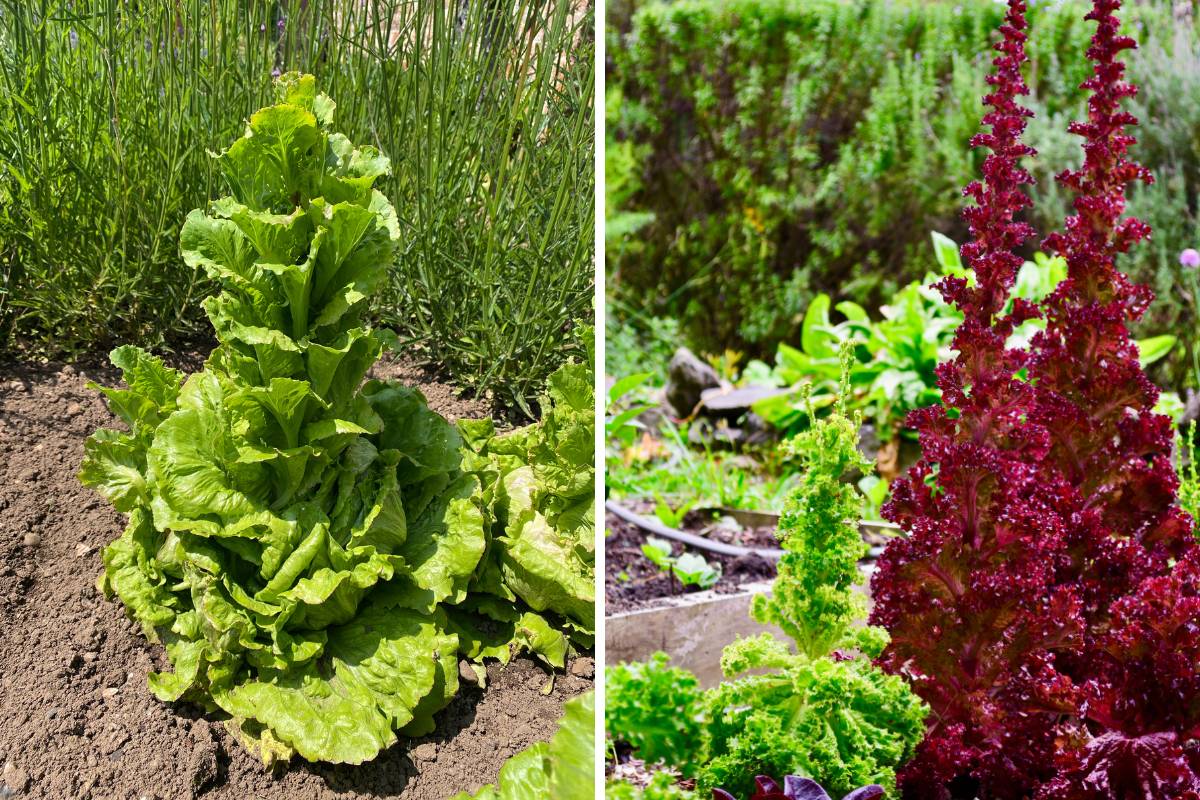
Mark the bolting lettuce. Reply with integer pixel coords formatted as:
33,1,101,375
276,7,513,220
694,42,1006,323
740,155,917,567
80,73,487,765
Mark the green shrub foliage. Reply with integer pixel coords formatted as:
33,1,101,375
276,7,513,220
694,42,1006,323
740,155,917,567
80,75,487,765
611,0,1195,386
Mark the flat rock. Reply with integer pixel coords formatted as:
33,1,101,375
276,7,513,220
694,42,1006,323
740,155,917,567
568,657,595,679
699,384,790,414
2,762,29,793
664,348,721,416
411,742,438,763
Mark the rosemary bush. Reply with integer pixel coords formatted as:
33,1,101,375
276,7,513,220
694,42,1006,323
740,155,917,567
609,0,1192,388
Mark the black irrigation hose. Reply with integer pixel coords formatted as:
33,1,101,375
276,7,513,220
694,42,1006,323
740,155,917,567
605,500,787,561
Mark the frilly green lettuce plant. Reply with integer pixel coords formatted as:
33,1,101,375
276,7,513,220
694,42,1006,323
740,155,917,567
79,73,487,765
701,357,926,797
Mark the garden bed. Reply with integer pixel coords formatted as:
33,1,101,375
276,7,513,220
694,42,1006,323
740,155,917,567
0,354,593,800
604,501,778,615
607,581,781,687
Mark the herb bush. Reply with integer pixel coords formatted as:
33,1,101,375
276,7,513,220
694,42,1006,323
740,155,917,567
78,74,543,765
609,0,1196,389
0,0,593,412
871,1,1200,795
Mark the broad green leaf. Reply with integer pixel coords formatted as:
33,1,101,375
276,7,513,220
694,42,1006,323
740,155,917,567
1137,334,1177,367
801,293,834,358
79,428,148,512
930,230,963,275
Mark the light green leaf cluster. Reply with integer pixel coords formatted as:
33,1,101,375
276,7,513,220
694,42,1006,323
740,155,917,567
750,383,872,659
453,691,595,800
80,74,488,765
701,634,924,797
606,772,698,799
699,356,926,797
605,652,708,774
456,354,596,667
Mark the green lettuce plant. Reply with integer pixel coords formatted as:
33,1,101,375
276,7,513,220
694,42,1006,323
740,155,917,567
455,354,596,668
701,366,926,797
641,536,722,590
453,691,595,800
606,651,708,774
79,74,488,765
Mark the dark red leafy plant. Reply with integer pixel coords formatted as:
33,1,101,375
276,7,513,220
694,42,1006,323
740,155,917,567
711,775,884,800
870,1,1079,795
871,0,1200,797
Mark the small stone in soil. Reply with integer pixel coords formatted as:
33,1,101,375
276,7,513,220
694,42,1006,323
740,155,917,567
411,742,438,762
75,543,92,557
2,762,29,793
458,660,480,686
569,657,595,679
65,403,83,416
22,532,40,548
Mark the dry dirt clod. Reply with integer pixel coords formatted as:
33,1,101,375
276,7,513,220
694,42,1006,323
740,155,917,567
411,742,438,762
65,403,83,417
21,532,40,548
2,762,29,793
568,656,595,679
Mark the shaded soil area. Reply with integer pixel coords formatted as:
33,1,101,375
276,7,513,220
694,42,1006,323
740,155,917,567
605,500,778,615
0,353,591,800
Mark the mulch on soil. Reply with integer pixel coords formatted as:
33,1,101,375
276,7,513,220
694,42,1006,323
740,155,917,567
0,352,592,800
604,501,777,615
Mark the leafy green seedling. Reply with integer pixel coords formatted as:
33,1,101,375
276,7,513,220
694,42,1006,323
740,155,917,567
642,536,721,589
653,494,695,529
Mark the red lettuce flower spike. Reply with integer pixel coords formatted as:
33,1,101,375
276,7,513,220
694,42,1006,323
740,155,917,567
870,3,1081,797
1031,0,1192,628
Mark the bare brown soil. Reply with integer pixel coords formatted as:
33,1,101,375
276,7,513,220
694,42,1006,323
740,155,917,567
604,501,777,615
0,352,592,800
